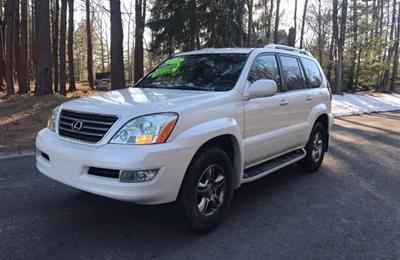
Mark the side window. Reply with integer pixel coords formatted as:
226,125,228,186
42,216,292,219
301,58,323,88
280,56,305,91
248,55,282,92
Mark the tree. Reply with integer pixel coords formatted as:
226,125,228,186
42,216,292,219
288,0,297,47
51,0,59,92
35,0,53,95
59,0,67,95
134,0,146,83
335,0,348,94
266,0,274,42
289,0,298,47
0,0,5,88
382,0,396,92
14,0,20,91
86,0,94,88
300,0,309,49
273,0,281,43
18,0,29,94
67,0,76,91
110,0,125,89
247,0,254,46
390,0,400,91
4,0,15,96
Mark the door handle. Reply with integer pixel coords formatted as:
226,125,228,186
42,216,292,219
306,95,313,101
280,100,288,106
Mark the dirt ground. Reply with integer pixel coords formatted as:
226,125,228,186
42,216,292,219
0,83,101,154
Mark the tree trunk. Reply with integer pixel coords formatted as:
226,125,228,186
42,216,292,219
5,0,15,96
59,0,67,95
100,25,105,72
0,0,5,88
335,0,348,94
327,32,335,84
300,0,308,49
18,0,29,94
382,0,396,92
346,0,358,91
317,0,322,63
293,0,297,46
30,0,37,92
35,0,53,95
273,0,281,43
0,20,6,88
288,28,296,46
67,0,75,91
236,0,245,46
266,0,274,42
330,0,339,92
13,0,20,89
390,0,400,91
110,0,125,89
85,0,94,88
247,0,253,47
188,0,199,50
134,0,146,83
51,0,59,92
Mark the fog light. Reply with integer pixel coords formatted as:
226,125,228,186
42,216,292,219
119,169,159,183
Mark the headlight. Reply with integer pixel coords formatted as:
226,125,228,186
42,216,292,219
110,113,178,144
47,107,59,132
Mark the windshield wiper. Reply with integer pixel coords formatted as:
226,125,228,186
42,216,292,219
169,85,207,91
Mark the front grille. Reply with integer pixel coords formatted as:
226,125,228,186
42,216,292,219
58,109,118,143
88,167,120,179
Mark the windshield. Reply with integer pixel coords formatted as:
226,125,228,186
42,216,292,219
136,53,249,91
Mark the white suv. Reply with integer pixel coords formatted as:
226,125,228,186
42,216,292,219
36,44,334,232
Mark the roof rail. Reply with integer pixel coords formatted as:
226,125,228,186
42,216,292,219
264,44,313,57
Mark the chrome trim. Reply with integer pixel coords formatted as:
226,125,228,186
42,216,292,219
57,109,120,145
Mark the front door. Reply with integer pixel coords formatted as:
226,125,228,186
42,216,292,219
279,55,312,148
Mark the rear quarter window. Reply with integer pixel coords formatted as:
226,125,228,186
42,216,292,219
301,58,323,88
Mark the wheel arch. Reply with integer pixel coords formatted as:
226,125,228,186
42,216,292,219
314,113,329,152
192,134,243,189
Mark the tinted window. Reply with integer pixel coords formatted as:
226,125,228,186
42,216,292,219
280,56,304,91
301,58,322,88
248,55,281,92
136,54,248,91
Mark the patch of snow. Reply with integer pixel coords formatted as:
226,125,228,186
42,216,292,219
332,93,400,117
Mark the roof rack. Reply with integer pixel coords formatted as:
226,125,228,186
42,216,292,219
264,44,313,57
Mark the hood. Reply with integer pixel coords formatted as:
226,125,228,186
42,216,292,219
61,87,222,118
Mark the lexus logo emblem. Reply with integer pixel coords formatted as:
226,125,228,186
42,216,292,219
71,120,83,132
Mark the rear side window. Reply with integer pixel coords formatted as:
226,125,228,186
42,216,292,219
280,56,305,91
248,54,282,92
301,58,323,88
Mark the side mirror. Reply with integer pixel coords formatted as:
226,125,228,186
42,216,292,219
248,79,277,99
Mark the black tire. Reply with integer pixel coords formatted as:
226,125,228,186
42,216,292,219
299,122,327,173
177,147,234,233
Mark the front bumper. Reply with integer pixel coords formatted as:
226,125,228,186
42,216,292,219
35,129,195,204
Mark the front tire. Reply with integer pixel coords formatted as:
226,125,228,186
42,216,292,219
299,122,327,172
177,147,234,233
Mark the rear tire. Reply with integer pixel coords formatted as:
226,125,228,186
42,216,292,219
177,147,234,233
299,122,327,173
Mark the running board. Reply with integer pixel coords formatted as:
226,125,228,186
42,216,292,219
242,148,306,183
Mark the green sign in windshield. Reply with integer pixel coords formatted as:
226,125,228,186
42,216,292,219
151,57,185,78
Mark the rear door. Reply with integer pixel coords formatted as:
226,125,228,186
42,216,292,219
243,54,290,166
300,57,325,108
278,55,311,148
